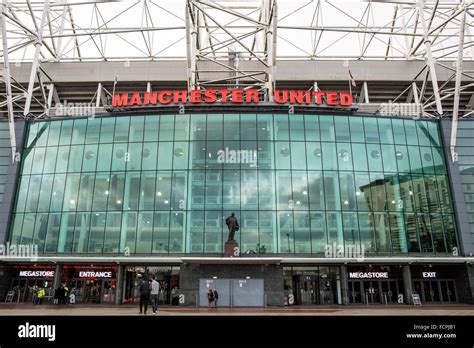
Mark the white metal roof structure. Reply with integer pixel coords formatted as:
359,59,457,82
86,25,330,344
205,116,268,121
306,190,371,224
1,0,474,160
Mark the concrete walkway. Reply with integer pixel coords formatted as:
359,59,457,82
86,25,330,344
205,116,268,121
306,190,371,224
0,304,472,316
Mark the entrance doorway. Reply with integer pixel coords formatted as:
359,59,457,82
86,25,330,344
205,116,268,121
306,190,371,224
348,280,401,304
412,279,457,303
294,275,317,305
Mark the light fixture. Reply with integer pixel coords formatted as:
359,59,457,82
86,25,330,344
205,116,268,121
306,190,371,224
53,192,57,196
356,191,360,196
212,276,218,279
296,201,301,205
344,200,349,205
104,190,109,195
157,192,162,196
245,276,251,279
302,191,307,195
409,191,413,195
391,200,396,204
164,200,169,204
117,200,122,204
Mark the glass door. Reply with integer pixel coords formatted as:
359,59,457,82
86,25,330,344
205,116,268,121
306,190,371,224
363,281,380,303
440,280,457,303
423,280,441,302
348,281,362,304
381,280,398,303
102,280,116,303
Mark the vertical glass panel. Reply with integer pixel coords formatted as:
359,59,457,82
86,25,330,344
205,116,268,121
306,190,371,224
85,118,101,144
71,119,87,145
289,114,305,141
359,212,375,252
275,141,291,169
322,142,337,170
442,214,457,253
31,147,45,174
136,212,153,253
26,123,38,147
306,142,322,170
373,212,391,252
33,213,48,252
395,145,410,172
77,173,94,211
388,213,407,253
68,145,84,172
354,173,370,211
242,169,258,209
144,116,159,142
169,211,184,253
257,141,272,169
139,173,156,210
189,210,204,253
319,116,335,141
405,213,420,252
122,212,137,253
207,140,223,170
258,171,275,209
363,118,379,143
337,143,352,171
108,173,125,211
96,143,112,172
424,175,440,213
430,213,447,253
420,146,435,174
291,142,307,169
327,211,343,245
191,114,206,141
339,172,356,211
20,213,35,245
349,117,365,142
224,114,240,140
59,120,73,145
171,172,187,211
22,148,34,175
25,176,41,212
417,213,434,253
37,175,53,212
416,121,431,146
50,174,66,212
292,171,309,210
155,173,172,210
47,121,61,146
15,176,30,212
310,212,326,253
324,172,340,210
43,147,58,174
141,142,158,170
427,121,442,147
351,143,368,172
100,118,115,143
153,211,170,253
432,147,446,174
382,144,397,173
259,211,275,253
436,175,452,214
111,143,128,171
366,144,383,171
92,173,110,211
378,118,394,144
241,114,257,140
294,211,310,253
412,174,428,213
368,172,386,212
241,210,258,252
304,115,320,141
159,115,175,141
408,146,423,173
274,114,289,141
334,116,350,142
223,170,240,210
82,144,98,172
308,171,324,210
114,117,130,142
62,174,80,211
57,212,75,253
343,212,359,246
276,172,292,210
72,213,90,253
127,142,143,171
279,211,294,253
174,114,190,141
34,122,50,147
44,213,61,253
157,142,173,170
88,212,106,253
129,116,145,143
404,119,419,146
257,114,273,141
392,119,407,144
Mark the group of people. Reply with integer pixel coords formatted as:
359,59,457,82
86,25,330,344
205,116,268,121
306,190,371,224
53,284,73,305
207,289,219,307
138,277,162,315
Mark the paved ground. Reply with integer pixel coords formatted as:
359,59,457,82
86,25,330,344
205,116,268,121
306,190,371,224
0,304,472,316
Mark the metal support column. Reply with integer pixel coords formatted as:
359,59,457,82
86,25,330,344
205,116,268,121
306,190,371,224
23,0,49,116
1,0,17,161
450,8,466,162
418,0,443,116
115,264,124,305
403,265,413,305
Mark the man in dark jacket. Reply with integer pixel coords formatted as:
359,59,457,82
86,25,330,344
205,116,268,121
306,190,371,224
213,289,219,307
139,279,151,315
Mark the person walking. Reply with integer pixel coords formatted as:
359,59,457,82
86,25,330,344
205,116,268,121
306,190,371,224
37,287,45,305
139,279,151,315
207,289,214,307
150,277,160,314
31,286,38,305
213,289,219,307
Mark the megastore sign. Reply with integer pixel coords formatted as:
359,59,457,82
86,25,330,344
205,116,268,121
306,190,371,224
112,89,353,107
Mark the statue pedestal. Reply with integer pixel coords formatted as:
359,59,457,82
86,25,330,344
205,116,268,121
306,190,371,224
224,240,239,257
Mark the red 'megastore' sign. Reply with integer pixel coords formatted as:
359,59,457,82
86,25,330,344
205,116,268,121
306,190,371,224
112,89,353,107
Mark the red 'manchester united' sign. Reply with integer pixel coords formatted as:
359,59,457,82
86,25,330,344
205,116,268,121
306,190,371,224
112,89,353,107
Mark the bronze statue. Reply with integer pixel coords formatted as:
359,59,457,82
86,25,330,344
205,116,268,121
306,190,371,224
225,213,239,241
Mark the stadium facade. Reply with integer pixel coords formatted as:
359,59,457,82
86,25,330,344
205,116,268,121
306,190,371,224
1,0,474,307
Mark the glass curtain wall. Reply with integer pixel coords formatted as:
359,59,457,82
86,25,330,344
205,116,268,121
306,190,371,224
9,114,457,255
